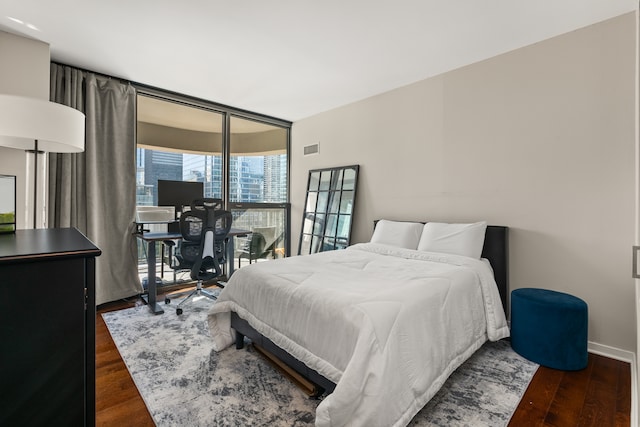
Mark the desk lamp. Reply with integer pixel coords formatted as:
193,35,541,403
0,94,85,228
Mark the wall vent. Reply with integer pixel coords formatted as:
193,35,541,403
303,143,320,156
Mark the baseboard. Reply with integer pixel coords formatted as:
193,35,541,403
588,341,637,427
588,341,634,363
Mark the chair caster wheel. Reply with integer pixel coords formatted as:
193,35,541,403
176,308,183,315
165,298,170,304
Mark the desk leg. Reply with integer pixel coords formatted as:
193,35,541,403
226,237,235,279
143,240,164,315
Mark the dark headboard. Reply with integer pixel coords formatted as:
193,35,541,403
482,226,509,314
372,221,509,314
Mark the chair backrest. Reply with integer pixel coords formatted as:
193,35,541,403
247,232,267,254
178,198,233,281
252,226,277,253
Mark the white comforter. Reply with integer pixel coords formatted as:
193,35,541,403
208,243,509,427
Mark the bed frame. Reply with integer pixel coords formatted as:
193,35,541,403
231,224,509,396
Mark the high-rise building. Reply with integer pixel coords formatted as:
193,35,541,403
141,150,183,205
137,149,286,205
264,154,287,202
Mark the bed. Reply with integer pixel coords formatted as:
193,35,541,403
208,221,509,427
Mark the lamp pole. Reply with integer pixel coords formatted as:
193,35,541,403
33,140,38,229
26,140,42,229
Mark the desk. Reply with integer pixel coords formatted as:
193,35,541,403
135,227,249,315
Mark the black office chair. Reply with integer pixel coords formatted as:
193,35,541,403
164,198,232,315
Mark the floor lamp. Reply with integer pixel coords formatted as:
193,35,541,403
0,94,85,229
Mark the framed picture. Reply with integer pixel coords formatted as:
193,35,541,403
0,174,16,233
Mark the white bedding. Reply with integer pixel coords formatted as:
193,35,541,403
208,243,509,427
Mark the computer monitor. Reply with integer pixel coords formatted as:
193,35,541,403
157,180,204,218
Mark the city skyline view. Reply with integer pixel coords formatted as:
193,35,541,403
136,148,287,206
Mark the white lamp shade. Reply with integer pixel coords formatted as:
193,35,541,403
0,94,85,153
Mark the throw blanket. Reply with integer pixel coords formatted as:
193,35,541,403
208,243,509,427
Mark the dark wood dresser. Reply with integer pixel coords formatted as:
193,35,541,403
0,228,101,427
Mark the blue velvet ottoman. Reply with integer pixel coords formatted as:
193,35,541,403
510,288,588,370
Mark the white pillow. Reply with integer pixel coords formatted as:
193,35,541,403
417,221,487,259
370,220,424,250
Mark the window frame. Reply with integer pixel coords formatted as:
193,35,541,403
134,85,292,256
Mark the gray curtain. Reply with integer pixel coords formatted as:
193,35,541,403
49,66,86,229
49,64,142,305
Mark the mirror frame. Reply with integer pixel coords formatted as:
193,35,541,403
298,165,359,255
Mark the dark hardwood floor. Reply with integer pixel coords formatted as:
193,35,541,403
96,296,632,427
96,298,154,427
509,353,631,427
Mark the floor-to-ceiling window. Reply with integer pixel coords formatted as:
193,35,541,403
136,95,225,205
228,115,289,266
134,92,291,284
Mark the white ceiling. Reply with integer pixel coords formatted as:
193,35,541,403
0,1,636,122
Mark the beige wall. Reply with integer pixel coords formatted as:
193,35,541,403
292,13,636,353
0,31,51,229
0,31,50,99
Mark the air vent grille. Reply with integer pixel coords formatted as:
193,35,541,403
303,143,319,156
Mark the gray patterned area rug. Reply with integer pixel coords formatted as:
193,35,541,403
102,296,538,427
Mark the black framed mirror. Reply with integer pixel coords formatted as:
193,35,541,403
299,165,359,255
0,174,16,233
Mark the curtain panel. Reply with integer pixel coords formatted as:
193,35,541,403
49,64,142,305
